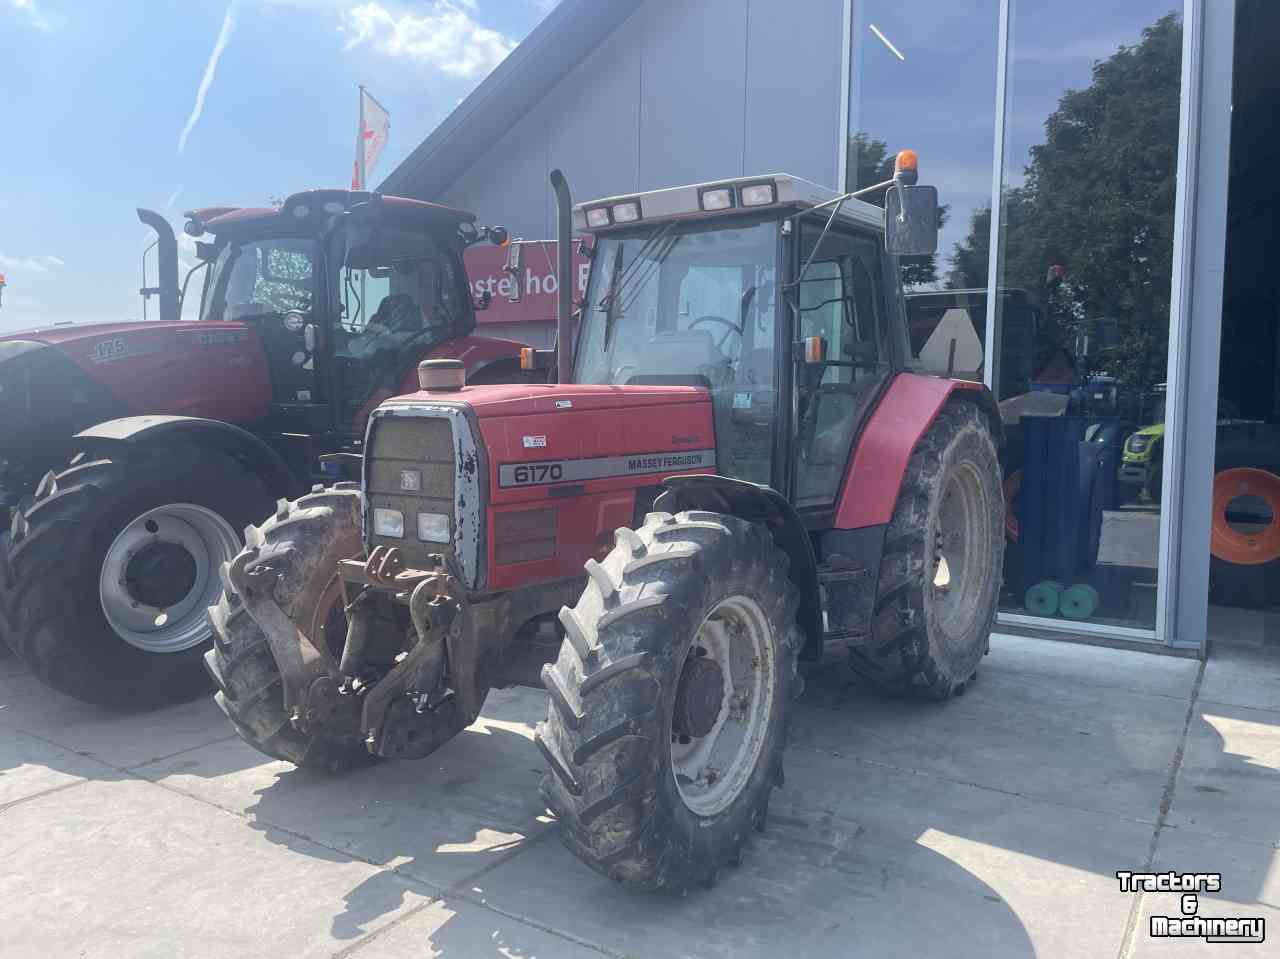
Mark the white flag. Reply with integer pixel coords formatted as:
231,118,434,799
352,87,390,189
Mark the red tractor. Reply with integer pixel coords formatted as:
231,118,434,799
209,158,1004,890
0,190,531,707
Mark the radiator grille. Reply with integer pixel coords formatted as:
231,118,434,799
366,415,458,570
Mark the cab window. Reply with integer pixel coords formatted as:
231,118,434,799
793,224,891,507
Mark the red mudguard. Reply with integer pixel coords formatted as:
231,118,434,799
834,373,991,529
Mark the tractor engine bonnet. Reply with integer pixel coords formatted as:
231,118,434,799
363,383,717,591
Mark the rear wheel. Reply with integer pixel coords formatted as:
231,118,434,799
537,510,801,891
849,402,1003,698
205,486,374,771
0,443,273,708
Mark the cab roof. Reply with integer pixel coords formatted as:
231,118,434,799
573,173,884,234
186,189,476,237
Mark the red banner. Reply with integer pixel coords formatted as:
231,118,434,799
464,241,591,325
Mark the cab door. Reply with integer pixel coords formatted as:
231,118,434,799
790,221,896,511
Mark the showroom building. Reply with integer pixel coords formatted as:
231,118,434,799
383,0,1277,656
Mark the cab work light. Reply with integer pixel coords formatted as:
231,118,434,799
611,201,642,223
740,182,776,207
585,207,611,228
699,187,734,212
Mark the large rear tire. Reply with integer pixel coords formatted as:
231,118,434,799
849,402,1003,698
0,443,273,708
537,510,801,891
205,487,374,771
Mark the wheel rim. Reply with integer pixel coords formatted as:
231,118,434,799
930,462,990,641
100,503,241,653
670,595,776,818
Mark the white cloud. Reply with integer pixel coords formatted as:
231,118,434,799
7,0,62,31
342,2,515,79
178,3,237,155
0,253,62,273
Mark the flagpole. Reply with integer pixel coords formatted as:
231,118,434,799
357,84,367,327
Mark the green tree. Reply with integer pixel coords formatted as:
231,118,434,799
846,133,949,290
949,12,1184,388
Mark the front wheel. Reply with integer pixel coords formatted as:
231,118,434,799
0,443,274,708
537,510,801,891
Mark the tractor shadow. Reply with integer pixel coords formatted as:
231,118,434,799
243,689,551,941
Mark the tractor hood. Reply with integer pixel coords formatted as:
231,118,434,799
0,320,272,459
369,383,717,592
0,319,194,350
383,382,709,418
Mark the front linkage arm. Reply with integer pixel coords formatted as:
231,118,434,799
231,544,478,760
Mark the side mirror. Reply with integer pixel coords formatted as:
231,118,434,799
885,185,939,256
504,240,524,303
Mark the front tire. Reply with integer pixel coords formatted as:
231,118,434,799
537,510,801,891
205,487,374,771
849,402,1003,698
0,443,273,708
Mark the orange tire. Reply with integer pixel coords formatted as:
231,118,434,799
1209,467,1280,566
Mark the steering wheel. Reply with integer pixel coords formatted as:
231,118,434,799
688,314,742,352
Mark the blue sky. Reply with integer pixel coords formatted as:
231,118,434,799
0,0,554,332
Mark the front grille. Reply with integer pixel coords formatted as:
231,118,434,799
366,415,458,571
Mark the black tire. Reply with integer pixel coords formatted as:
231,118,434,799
0,443,273,708
205,486,374,771
537,510,801,891
849,401,1003,699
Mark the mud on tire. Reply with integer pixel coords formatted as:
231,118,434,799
537,510,802,891
849,401,1003,699
205,486,374,771
0,443,273,708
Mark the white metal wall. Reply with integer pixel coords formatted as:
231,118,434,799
440,0,846,239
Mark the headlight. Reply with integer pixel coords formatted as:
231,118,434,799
699,187,734,212
417,511,450,543
1127,436,1149,453
610,201,641,223
585,207,611,228
740,182,776,207
372,507,404,538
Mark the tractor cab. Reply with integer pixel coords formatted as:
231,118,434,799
187,189,514,438
569,159,937,509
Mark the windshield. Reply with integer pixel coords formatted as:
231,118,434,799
576,218,780,484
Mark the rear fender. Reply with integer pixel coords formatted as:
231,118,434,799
834,373,1001,530
75,415,299,501
653,474,823,658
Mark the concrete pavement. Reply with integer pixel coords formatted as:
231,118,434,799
1,634,1276,958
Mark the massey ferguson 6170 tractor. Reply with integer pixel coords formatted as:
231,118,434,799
0,190,529,707
209,156,1004,890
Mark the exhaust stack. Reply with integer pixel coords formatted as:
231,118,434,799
549,169,573,385
136,208,180,323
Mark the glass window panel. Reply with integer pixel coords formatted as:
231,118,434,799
991,4,1184,630
845,1,999,300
